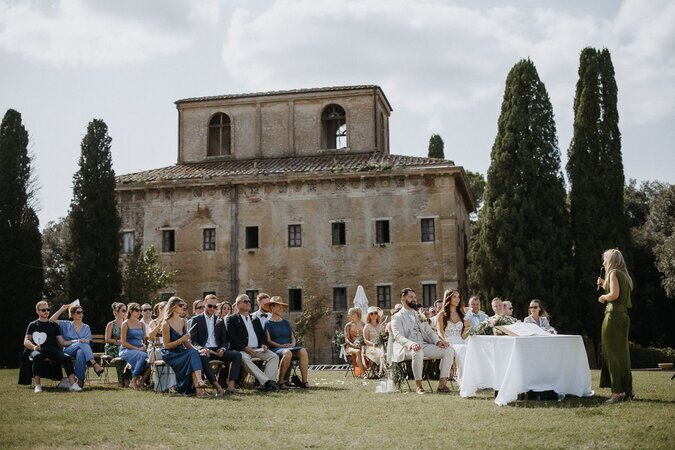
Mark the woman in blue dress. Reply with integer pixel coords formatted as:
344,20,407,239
49,303,104,387
120,303,150,390
264,297,309,388
161,297,208,396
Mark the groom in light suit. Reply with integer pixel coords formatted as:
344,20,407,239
390,288,454,394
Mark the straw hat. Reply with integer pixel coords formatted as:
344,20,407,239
268,296,288,308
367,306,383,318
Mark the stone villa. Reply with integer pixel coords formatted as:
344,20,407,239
115,85,474,362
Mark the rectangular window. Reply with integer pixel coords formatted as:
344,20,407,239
245,226,259,249
422,283,437,308
331,222,346,245
121,231,134,254
288,224,302,247
376,220,390,244
162,230,175,253
203,228,216,251
289,288,302,311
245,289,259,304
421,218,435,242
377,285,391,309
333,287,347,311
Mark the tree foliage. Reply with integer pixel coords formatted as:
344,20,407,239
465,170,486,211
427,133,445,159
67,119,121,333
566,48,628,343
468,59,573,329
293,295,332,362
122,245,175,304
42,217,70,303
0,109,43,367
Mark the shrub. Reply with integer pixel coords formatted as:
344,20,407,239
629,342,675,368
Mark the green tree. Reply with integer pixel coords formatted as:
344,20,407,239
42,217,70,303
465,170,487,211
293,295,332,362
67,119,121,332
643,185,675,298
468,59,573,329
566,48,628,345
0,109,43,367
427,133,445,159
122,245,175,304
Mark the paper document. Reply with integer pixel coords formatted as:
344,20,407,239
495,322,551,336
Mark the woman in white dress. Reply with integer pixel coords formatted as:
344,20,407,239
363,306,385,376
436,289,470,384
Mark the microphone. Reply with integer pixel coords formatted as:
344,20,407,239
597,266,605,294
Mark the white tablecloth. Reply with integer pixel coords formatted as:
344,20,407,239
459,335,593,406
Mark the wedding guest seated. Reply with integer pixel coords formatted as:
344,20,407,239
141,303,153,335
148,301,167,342
344,307,366,377
363,306,386,377
465,296,488,328
524,299,557,334
502,301,514,317
436,289,470,383
226,294,280,391
50,303,104,387
490,297,504,317
120,303,150,390
161,297,208,396
104,302,130,387
147,301,177,393
391,288,454,394
23,301,81,392
218,301,232,319
252,293,272,329
189,294,242,395
264,296,310,388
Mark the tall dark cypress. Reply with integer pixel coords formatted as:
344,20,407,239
427,134,445,159
0,109,43,367
567,48,628,347
468,59,573,326
67,119,121,333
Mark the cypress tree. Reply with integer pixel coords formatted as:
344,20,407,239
67,119,121,333
567,48,628,346
468,59,573,327
0,109,43,367
427,134,445,159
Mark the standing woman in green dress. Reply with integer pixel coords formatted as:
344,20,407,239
597,248,634,403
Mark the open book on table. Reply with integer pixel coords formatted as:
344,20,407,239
495,322,552,336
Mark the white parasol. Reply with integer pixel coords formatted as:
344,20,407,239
353,285,369,322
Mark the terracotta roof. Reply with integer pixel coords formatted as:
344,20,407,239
116,152,454,185
175,85,392,111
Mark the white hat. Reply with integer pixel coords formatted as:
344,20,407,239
366,306,383,318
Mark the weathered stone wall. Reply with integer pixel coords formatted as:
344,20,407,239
117,172,469,363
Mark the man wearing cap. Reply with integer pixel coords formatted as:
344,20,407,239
251,293,271,329
226,294,279,391
189,294,242,395
390,288,454,394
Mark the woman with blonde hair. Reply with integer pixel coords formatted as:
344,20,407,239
344,307,366,377
597,248,634,403
160,297,208,396
363,306,386,377
265,297,310,388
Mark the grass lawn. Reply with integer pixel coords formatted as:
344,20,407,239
1,369,673,449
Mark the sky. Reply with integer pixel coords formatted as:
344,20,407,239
1,0,673,228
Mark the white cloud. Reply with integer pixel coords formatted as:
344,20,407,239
0,0,192,66
222,0,675,130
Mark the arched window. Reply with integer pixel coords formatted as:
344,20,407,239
321,104,347,149
208,113,231,156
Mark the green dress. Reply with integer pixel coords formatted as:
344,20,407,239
104,321,129,386
600,269,633,396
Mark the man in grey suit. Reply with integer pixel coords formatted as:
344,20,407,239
390,288,454,394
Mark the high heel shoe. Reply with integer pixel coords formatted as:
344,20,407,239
94,365,105,377
605,393,625,404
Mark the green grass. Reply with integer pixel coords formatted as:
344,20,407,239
1,369,673,449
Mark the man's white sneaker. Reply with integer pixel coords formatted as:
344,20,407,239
34,385,42,393
69,383,83,392
58,377,70,389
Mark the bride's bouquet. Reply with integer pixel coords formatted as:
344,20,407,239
470,315,518,336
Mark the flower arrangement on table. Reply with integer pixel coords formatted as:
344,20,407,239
469,315,518,336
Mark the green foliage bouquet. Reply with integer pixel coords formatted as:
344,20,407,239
469,315,517,336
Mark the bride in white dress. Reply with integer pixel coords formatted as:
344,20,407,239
436,289,470,384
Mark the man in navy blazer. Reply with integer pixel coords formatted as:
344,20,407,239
225,294,279,391
189,294,242,394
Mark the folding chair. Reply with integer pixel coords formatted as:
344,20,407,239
340,345,356,378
